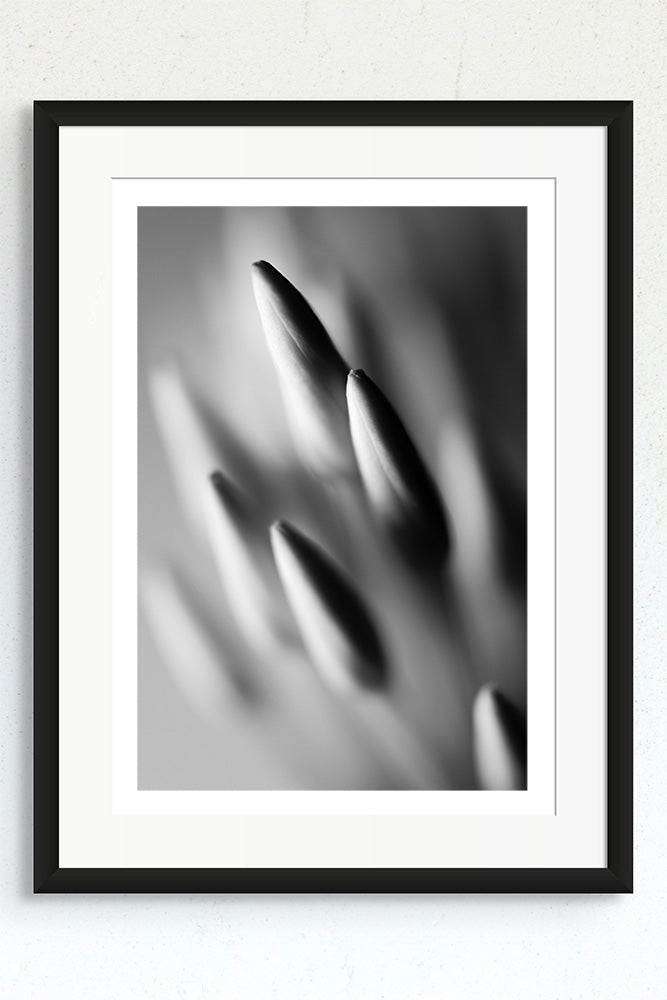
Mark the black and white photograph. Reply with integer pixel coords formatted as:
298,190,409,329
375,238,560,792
137,205,528,791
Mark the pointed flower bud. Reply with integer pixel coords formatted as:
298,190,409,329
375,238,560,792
251,260,356,478
473,683,527,790
270,520,386,694
204,471,295,655
346,369,450,568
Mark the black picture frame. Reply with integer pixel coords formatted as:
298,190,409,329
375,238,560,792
34,101,632,893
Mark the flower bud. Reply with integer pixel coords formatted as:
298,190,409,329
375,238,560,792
346,369,450,568
251,261,356,478
204,471,295,656
270,520,386,694
473,683,527,790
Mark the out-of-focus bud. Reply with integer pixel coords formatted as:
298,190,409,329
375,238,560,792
270,520,386,694
141,564,304,788
148,360,220,533
204,471,296,656
251,260,356,479
438,415,496,581
346,369,450,569
140,564,243,724
472,683,527,790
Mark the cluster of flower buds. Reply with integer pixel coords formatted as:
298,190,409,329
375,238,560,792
251,261,525,789
147,258,526,791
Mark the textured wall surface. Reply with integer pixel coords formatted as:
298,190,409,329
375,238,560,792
1,1,664,996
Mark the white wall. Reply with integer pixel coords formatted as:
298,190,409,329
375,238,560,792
1,2,663,996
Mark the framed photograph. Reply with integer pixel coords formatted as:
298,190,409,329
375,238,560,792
34,101,632,892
